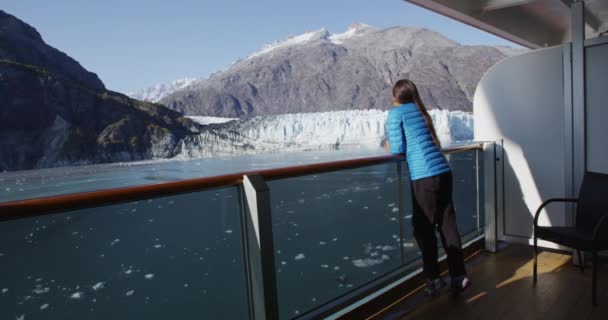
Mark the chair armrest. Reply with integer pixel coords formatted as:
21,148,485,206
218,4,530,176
533,198,578,229
593,213,608,241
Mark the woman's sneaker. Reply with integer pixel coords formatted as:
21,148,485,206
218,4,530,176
423,277,446,296
450,276,471,294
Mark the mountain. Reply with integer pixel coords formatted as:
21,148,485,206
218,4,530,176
0,10,202,171
155,23,524,117
129,77,198,103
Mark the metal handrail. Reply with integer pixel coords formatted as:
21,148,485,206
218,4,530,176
0,143,483,222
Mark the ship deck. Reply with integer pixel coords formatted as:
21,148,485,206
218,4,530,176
376,244,608,320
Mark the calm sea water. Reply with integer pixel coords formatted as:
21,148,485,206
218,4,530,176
0,147,481,320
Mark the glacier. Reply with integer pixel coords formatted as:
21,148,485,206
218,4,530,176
173,109,473,159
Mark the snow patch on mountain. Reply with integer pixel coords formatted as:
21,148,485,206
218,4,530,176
243,23,378,61
173,109,473,159
129,78,198,102
329,23,377,44
246,29,331,60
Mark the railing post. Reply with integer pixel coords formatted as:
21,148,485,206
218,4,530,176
242,174,279,320
483,142,498,252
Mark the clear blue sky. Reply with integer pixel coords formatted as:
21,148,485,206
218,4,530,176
2,0,518,93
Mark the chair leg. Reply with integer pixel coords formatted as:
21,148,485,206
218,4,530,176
592,251,598,307
577,249,585,273
533,236,538,284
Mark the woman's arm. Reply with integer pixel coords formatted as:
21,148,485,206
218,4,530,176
386,111,406,154
384,141,390,153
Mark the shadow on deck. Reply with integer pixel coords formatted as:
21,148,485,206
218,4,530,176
374,244,608,320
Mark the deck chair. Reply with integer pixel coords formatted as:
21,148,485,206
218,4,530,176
533,171,608,306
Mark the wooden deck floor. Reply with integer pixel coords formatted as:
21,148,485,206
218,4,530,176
374,244,608,320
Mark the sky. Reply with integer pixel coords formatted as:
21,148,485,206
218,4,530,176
1,0,519,93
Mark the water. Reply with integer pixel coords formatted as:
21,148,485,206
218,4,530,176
0,147,481,319
0,147,388,203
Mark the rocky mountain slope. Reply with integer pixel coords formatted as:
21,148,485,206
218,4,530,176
0,10,202,171
157,23,521,117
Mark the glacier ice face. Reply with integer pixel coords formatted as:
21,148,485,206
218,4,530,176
174,109,473,159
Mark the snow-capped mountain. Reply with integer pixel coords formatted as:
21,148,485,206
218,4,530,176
129,78,198,103
174,109,473,159
158,23,523,117
131,23,382,103
245,23,378,60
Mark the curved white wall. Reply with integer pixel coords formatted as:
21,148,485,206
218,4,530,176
586,43,608,174
474,46,567,246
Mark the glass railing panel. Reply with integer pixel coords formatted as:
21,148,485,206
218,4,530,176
398,163,421,266
268,163,402,319
476,149,486,232
448,150,483,239
0,187,248,320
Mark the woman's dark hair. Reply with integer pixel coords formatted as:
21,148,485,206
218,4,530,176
392,79,442,148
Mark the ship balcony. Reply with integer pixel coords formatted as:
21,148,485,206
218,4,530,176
0,142,492,319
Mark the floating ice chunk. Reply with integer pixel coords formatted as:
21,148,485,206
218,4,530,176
321,264,329,268
16,315,24,320
92,282,104,291
297,199,305,204
1,288,7,293
370,251,379,257
352,258,384,268
319,241,327,246
363,206,369,210
281,261,287,265
332,237,338,242
184,283,189,287
40,304,49,310
294,253,305,260
390,217,397,221
224,229,233,234
333,266,340,270
347,200,353,203
125,290,135,296
382,255,390,260
154,244,162,249
392,207,399,213
343,256,350,260
33,287,50,294
388,203,396,207
405,214,413,219
124,269,133,275
70,292,84,299
144,274,154,280
402,242,414,248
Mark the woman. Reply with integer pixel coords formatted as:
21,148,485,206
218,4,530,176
386,79,470,296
